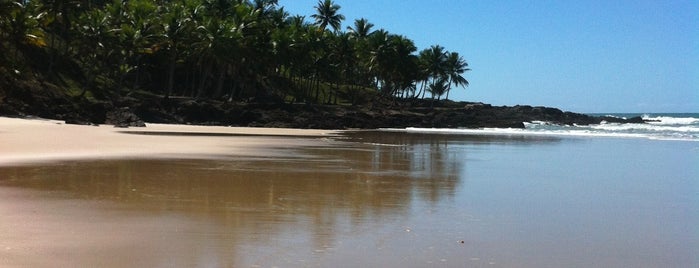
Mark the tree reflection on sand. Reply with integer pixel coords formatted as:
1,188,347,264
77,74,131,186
0,131,561,267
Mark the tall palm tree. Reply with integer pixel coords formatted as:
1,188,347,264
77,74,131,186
444,51,470,100
5,1,47,51
347,18,373,39
107,0,161,92
73,8,112,97
418,45,447,99
310,0,344,32
424,45,447,80
428,76,448,101
252,0,278,15
389,35,418,97
160,0,195,98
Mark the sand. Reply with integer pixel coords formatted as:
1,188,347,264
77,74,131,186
1,117,696,267
0,116,338,166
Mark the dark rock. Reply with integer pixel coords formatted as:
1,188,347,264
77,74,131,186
64,118,96,126
599,116,626,123
0,77,650,130
106,107,146,128
626,116,645,123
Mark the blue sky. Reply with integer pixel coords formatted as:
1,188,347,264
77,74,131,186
279,0,697,113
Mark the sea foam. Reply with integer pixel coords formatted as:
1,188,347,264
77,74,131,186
390,114,699,142
642,115,699,125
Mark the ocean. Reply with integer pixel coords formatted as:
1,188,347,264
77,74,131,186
0,113,697,267
400,113,699,142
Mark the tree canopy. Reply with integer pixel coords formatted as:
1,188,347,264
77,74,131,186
0,0,470,105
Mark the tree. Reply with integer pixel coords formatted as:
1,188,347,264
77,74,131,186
0,0,472,107
310,0,344,33
327,31,355,103
159,0,195,98
72,8,113,97
428,76,448,102
347,18,373,39
3,1,47,69
443,51,470,100
370,34,418,97
108,0,160,93
252,0,278,16
418,45,447,99
0,0,14,38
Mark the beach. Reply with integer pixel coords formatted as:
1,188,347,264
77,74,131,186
0,117,334,166
1,116,697,267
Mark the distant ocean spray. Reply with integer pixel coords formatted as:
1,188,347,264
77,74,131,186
396,113,699,142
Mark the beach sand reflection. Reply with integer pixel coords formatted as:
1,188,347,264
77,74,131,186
0,133,467,267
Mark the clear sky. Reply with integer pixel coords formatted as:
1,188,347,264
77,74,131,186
279,0,697,113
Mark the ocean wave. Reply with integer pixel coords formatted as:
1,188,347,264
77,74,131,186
591,123,699,133
641,115,699,125
394,125,697,142
390,114,699,142
400,127,652,139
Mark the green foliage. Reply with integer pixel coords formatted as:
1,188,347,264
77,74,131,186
0,0,469,105
311,0,345,33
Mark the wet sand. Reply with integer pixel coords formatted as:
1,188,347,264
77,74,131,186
1,118,697,267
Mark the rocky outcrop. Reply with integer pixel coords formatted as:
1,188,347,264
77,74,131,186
105,107,146,128
127,100,645,129
0,80,647,129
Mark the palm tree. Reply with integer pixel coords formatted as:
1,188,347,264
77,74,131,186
327,31,356,103
424,45,447,79
428,76,448,102
444,51,470,100
252,0,278,15
108,0,160,93
72,8,112,97
366,31,419,97
418,45,447,99
388,35,418,97
0,0,471,108
4,1,47,68
160,0,195,98
366,28,390,85
0,0,13,36
310,0,344,33
347,18,373,39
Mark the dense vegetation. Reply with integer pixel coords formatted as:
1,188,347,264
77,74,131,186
0,0,470,105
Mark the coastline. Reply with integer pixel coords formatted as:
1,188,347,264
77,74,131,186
1,122,695,267
0,116,337,167
3,111,695,167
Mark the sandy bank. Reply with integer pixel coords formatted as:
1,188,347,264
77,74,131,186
0,117,338,166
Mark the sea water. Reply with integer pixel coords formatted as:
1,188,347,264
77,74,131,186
1,115,697,267
400,113,699,141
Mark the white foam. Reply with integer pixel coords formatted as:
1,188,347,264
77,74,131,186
603,114,626,119
642,116,699,125
590,123,699,133
387,125,699,142
387,115,699,142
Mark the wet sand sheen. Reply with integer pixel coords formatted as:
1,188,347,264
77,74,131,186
0,151,463,267
1,119,697,267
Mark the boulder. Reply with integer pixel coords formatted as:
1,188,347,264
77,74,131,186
106,107,146,128
626,116,645,123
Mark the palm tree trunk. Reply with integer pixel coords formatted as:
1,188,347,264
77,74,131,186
214,64,226,98
445,80,452,100
421,80,430,99
314,76,321,103
196,63,212,99
166,50,177,99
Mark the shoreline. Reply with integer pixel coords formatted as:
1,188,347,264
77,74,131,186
0,116,338,167
3,112,693,167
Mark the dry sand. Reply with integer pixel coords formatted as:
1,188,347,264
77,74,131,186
0,116,338,166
